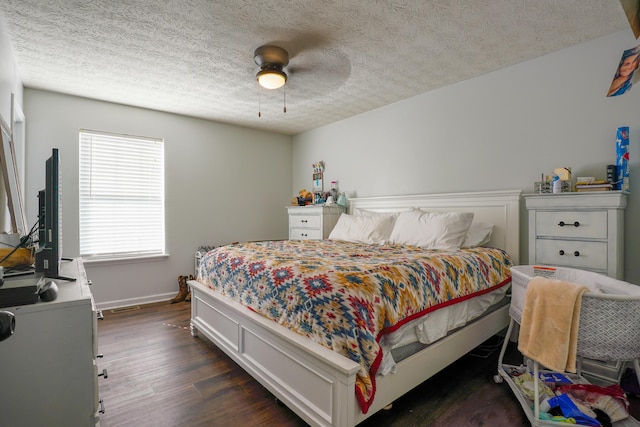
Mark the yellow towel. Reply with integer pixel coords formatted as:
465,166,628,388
517,276,589,373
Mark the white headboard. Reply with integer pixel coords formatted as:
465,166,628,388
348,190,521,264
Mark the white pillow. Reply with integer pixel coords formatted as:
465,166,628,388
461,221,494,248
329,213,396,245
352,210,398,238
354,209,399,219
389,211,474,250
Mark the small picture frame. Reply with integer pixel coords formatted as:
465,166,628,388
312,161,324,193
312,172,323,192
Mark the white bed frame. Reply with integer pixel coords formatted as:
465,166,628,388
188,190,521,427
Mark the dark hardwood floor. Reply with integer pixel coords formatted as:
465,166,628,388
97,301,639,427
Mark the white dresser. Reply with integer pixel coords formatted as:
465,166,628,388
0,259,102,426
526,192,629,384
525,192,627,279
287,205,346,240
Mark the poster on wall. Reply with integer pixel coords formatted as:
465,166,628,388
606,45,640,97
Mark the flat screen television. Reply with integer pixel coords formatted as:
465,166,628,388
34,148,74,281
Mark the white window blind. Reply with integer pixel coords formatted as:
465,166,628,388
79,130,165,260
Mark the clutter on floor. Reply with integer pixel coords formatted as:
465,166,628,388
506,363,631,426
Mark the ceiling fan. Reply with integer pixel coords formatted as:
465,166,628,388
251,39,351,117
254,45,289,90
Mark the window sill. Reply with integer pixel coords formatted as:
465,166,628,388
82,254,169,266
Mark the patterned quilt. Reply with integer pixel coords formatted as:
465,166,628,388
197,240,512,413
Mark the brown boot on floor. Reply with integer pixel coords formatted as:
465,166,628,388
170,275,189,304
184,275,195,302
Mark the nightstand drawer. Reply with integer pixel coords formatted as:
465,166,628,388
535,239,607,271
289,214,321,228
290,228,322,240
535,211,607,239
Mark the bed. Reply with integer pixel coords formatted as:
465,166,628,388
188,190,521,426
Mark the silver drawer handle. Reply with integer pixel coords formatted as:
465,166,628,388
558,221,580,227
558,250,580,257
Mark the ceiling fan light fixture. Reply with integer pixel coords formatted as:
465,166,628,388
257,68,287,89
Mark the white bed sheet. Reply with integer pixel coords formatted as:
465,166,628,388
378,285,509,375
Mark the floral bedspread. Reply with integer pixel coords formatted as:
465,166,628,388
197,240,512,413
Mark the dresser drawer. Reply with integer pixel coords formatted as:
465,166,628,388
290,228,322,240
535,239,607,271
289,214,321,229
535,211,607,239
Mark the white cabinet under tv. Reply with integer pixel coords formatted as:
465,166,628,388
0,259,102,426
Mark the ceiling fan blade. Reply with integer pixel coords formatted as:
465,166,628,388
286,65,312,74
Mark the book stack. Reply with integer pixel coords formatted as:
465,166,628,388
575,180,613,192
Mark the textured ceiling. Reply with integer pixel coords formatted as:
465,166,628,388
0,1,630,135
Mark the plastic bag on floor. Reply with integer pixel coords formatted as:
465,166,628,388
547,394,601,426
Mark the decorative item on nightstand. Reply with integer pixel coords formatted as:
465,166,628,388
337,193,347,207
330,180,339,200
312,161,324,195
295,189,313,206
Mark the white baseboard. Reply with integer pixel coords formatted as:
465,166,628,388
95,292,177,311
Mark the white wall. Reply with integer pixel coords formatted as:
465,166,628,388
293,30,640,285
0,19,22,128
0,18,25,233
24,90,292,308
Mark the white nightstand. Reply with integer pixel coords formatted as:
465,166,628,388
287,205,346,240
525,191,627,279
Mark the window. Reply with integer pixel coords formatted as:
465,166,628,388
79,130,165,260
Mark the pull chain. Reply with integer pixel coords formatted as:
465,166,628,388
257,84,287,117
